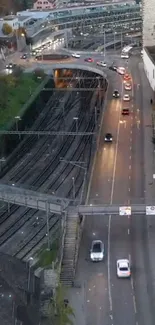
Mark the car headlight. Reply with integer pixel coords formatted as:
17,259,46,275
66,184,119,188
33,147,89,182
110,138,112,141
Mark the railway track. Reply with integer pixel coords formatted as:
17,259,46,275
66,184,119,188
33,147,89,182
0,71,100,260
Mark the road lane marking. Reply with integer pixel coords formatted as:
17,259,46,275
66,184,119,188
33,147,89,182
130,146,132,150
128,188,130,192
133,295,137,313
129,175,131,179
108,89,122,314
130,277,134,290
129,165,131,169
130,138,132,142
108,215,113,312
128,228,130,235
129,155,131,159
130,130,132,134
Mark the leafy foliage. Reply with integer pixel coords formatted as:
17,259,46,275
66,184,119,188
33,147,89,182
2,23,12,35
49,283,75,325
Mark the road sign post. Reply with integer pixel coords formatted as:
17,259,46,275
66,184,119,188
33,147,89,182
119,206,131,216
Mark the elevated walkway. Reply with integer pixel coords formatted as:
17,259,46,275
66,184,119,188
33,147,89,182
0,184,154,216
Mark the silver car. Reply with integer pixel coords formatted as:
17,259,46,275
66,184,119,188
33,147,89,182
90,240,104,261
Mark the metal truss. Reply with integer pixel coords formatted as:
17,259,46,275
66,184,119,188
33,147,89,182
54,6,141,33
0,131,95,136
0,184,154,216
0,184,69,215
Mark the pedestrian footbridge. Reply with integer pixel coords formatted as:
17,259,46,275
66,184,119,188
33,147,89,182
0,184,154,216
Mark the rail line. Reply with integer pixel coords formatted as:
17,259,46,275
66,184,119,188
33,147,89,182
0,71,101,260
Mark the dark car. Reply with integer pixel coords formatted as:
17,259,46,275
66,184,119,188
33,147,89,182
109,65,117,71
84,57,94,62
20,53,27,59
104,133,113,142
122,108,129,115
113,90,120,98
5,63,16,70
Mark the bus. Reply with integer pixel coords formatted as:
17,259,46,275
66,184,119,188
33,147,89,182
121,45,133,58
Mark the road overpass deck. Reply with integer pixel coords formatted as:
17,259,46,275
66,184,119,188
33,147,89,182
0,184,154,216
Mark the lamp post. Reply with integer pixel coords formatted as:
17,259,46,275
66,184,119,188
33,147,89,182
0,157,5,172
60,158,87,202
46,201,50,250
103,30,106,58
15,116,21,132
73,117,78,133
28,257,34,291
72,177,75,199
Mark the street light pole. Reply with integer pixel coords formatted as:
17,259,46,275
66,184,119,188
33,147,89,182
46,201,50,250
0,157,6,172
104,30,106,58
72,177,75,199
94,106,97,126
28,257,33,291
73,117,78,133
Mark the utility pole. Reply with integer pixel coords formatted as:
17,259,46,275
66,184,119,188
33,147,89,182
103,30,106,58
46,201,50,250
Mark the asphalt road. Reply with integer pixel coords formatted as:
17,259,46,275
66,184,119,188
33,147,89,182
75,54,155,325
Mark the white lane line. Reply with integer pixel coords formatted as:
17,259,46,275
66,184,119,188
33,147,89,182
129,165,131,169
128,188,130,192
130,277,134,290
129,175,131,179
130,130,132,134
129,155,131,159
130,138,132,142
108,215,112,312
110,100,121,202
108,95,122,314
133,295,137,314
128,228,130,235
130,146,132,150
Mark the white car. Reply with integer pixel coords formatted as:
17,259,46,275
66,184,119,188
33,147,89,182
117,259,131,278
72,53,80,58
123,94,130,101
117,67,125,75
97,61,107,67
121,53,129,59
124,83,132,91
90,240,104,262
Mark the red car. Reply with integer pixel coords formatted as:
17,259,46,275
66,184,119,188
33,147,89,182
84,57,94,63
124,73,131,81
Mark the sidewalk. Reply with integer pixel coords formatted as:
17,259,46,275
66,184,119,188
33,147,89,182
66,285,86,325
138,61,155,300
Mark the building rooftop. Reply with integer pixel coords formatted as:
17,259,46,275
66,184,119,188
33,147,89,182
145,46,155,65
3,15,17,21
17,15,31,21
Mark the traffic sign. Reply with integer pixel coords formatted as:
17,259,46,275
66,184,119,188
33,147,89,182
119,206,131,216
146,206,155,215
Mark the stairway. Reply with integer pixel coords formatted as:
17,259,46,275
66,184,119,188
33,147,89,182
60,213,79,286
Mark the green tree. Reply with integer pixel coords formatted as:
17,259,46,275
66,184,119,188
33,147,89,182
49,283,75,325
12,66,23,79
2,23,12,35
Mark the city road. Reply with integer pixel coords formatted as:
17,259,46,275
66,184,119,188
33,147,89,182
75,55,154,325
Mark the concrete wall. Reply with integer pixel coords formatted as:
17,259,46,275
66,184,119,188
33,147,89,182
143,48,155,91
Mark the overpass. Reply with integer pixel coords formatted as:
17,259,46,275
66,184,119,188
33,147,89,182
25,62,107,79
0,184,154,216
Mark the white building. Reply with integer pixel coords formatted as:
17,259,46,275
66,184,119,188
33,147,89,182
143,47,155,91
0,14,37,32
143,0,155,47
